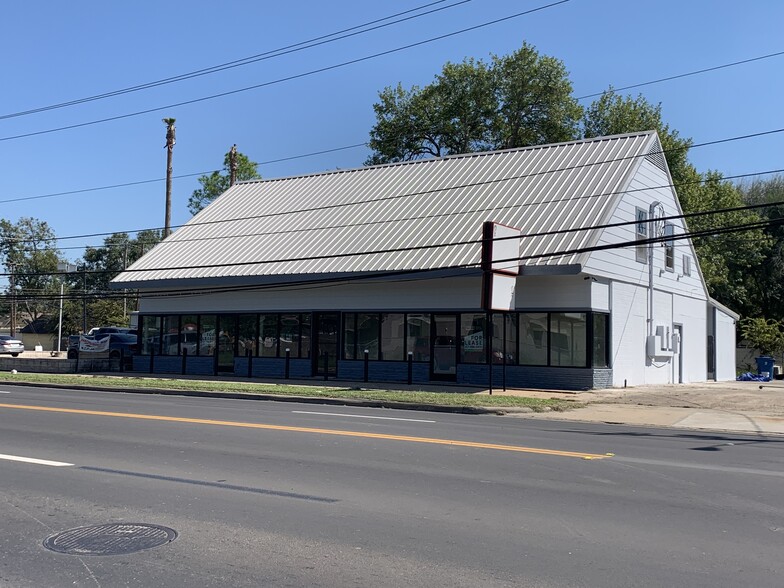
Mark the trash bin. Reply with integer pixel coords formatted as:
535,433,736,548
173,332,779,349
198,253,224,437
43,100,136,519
755,356,775,380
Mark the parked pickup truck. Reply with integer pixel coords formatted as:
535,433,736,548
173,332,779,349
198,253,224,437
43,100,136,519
67,332,138,363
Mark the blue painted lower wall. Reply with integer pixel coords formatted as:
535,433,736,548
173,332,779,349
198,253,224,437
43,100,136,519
130,356,611,390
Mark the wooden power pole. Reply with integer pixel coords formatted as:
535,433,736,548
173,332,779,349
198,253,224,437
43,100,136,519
229,144,238,187
8,263,16,337
163,118,176,237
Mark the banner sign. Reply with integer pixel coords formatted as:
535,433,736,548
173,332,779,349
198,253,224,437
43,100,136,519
481,221,522,311
79,336,110,353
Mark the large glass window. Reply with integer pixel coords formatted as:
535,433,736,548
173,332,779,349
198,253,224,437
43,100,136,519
161,315,180,355
238,314,258,357
519,313,548,365
407,314,430,362
280,314,301,358
592,313,610,368
550,312,587,367
199,315,216,357
259,314,278,358
356,313,379,360
343,314,356,360
380,313,404,360
492,313,517,365
141,315,160,355
301,314,311,359
181,315,199,356
460,313,487,364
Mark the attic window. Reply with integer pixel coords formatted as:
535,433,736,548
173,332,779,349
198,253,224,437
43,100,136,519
635,207,648,263
683,255,691,276
664,223,674,271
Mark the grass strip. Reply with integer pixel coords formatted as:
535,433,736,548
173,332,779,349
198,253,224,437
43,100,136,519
0,372,574,411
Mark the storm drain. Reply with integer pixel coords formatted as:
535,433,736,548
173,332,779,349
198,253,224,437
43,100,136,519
43,523,177,556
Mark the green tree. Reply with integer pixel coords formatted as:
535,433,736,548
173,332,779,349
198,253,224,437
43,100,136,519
188,148,261,214
737,175,784,318
366,43,582,164
0,217,62,326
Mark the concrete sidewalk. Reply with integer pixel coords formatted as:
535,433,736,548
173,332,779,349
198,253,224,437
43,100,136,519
501,381,784,435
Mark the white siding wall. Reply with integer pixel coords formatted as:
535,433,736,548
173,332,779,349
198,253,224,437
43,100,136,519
610,281,647,386
673,295,708,383
714,308,737,381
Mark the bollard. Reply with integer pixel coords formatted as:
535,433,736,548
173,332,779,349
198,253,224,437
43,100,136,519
119,348,125,373
323,351,329,381
407,351,413,385
363,349,369,382
181,347,188,375
149,348,155,374
246,349,253,378
285,348,290,379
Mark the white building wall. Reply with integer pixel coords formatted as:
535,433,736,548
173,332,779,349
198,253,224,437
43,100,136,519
515,275,592,309
714,308,737,381
673,295,708,383
610,281,647,386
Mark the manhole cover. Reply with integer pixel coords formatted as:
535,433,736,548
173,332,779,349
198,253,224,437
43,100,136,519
43,523,177,556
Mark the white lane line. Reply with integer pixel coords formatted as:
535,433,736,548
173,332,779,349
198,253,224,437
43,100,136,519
292,411,436,423
0,391,10,394
0,453,74,467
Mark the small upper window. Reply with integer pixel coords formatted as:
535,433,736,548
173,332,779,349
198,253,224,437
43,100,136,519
683,255,691,276
635,208,648,263
664,223,674,271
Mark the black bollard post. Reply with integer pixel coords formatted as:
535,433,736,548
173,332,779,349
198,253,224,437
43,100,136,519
119,348,125,373
363,349,369,383
181,347,188,375
323,351,329,381
247,349,253,378
285,348,290,379
150,348,155,374
407,351,413,385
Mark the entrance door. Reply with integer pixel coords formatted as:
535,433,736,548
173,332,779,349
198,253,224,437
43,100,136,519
673,324,683,383
431,314,458,381
314,313,339,376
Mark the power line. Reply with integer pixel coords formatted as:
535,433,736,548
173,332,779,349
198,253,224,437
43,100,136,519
7,125,782,247
0,1,467,121
0,1,570,143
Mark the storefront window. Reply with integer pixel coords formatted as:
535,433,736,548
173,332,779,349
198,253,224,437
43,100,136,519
161,315,180,355
199,315,216,357
406,314,430,361
492,313,517,365
141,315,160,355
592,313,610,368
356,313,379,360
301,314,311,359
520,313,548,365
550,312,587,367
238,314,258,357
460,313,487,364
280,314,301,358
380,313,404,360
343,314,356,360
259,314,278,358
181,315,199,356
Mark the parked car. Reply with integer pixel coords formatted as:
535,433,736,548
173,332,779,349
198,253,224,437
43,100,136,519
0,335,24,357
67,333,138,364
87,326,136,338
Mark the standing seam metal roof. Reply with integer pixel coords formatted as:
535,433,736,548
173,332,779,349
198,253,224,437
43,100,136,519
112,131,661,286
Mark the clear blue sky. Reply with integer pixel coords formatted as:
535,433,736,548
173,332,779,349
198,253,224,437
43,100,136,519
1,0,782,264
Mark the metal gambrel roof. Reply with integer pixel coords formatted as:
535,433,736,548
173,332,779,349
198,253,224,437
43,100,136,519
112,131,662,288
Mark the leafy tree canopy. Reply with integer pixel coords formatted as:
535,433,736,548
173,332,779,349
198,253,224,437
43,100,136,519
366,43,582,164
188,148,261,215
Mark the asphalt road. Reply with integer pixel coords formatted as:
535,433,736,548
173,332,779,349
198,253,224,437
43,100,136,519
1,385,782,587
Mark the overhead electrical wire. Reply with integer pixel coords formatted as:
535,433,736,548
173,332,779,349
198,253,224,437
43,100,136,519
0,0,468,121
4,125,783,248
0,1,570,143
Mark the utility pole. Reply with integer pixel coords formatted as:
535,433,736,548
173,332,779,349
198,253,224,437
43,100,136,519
8,263,16,338
229,144,238,187
163,118,176,237
123,241,129,318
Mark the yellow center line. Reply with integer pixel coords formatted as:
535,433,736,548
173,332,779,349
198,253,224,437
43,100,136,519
0,403,612,460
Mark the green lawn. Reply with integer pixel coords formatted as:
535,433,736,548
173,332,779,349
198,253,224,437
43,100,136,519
0,372,575,412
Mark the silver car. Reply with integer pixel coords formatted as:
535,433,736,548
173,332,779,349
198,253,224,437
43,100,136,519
0,335,24,357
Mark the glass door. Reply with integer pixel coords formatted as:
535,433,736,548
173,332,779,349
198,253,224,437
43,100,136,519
216,315,237,373
314,313,339,376
431,314,458,381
